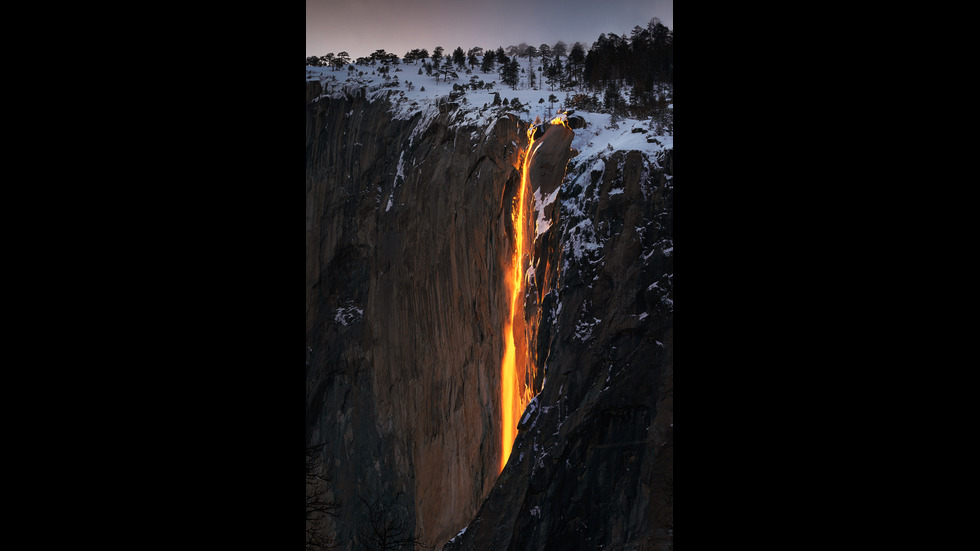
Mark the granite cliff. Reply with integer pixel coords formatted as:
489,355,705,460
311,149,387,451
306,78,673,550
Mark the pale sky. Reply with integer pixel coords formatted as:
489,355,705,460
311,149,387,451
306,0,673,60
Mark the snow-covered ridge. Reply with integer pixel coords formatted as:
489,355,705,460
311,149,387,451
306,61,672,161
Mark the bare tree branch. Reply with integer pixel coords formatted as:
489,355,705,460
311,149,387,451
307,443,341,550
356,495,433,551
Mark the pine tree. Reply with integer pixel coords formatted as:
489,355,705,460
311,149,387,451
480,49,495,73
538,43,551,63
452,46,466,69
502,58,520,88
552,41,567,60
524,45,537,89
603,79,623,113
568,42,586,89
495,47,507,64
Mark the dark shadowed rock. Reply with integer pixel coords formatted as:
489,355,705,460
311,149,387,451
444,147,674,551
528,123,574,202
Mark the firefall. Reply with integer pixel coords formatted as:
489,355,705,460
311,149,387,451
500,116,563,472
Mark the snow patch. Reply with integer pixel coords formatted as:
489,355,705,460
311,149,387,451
533,185,561,238
447,526,467,544
574,316,601,341
334,305,363,326
395,150,406,181
520,396,539,427
386,150,407,212
306,61,672,162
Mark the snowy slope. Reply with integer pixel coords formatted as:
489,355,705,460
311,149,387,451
305,59,672,163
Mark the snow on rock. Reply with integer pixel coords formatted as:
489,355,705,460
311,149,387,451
566,217,601,262
518,395,540,430
533,185,561,238
334,303,363,326
385,150,407,212
306,59,672,160
574,316,601,342
447,526,467,544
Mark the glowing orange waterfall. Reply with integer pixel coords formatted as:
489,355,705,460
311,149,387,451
500,124,540,473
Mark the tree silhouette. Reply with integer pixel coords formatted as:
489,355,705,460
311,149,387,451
552,40,567,60
524,45,537,88
495,46,507,65
545,58,563,91
357,495,432,551
501,58,520,89
335,52,350,69
480,49,495,73
603,79,624,113
431,46,444,70
452,46,466,69
568,41,586,89
575,21,672,114
307,444,341,551
538,43,551,63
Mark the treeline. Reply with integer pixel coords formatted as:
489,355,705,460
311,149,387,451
581,17,673,115
306,51,351,69
306,17,672,117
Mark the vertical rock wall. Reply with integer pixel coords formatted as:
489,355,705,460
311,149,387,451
306,82,535,549
445,145,674,550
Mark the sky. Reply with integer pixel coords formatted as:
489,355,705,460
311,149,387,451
306,0,672,61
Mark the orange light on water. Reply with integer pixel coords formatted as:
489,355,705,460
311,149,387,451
500,123,541,473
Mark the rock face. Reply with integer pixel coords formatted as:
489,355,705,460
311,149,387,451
445,144,674,551
306,81,532,549
307,80,673,551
